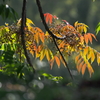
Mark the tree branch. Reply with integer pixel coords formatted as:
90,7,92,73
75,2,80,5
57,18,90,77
21,0,35,73
36,0,66,40
36,0,73,79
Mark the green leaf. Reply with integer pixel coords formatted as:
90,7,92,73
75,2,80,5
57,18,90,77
95,22,100,35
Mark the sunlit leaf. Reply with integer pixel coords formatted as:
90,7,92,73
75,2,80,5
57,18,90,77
77,57,83,65
54,56,60,68
44,13,58,24
91,33,97,41
75,54,80,63
81,63,87,75
83,46,89,56
87,33,92,44
40,48,45,61
86,61,94,77
78,60,84,73
97,52,100,65
74,21,88,33
45,48,51,61
74,21,78,27
26,18,35,26
83,26,87,33
95,22,100,35
59,55,65,66
84,34,88,44
80,35,84,43
90,50,95,64
39,32,45,43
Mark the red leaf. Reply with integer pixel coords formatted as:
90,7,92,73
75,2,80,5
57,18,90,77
44,13,58,24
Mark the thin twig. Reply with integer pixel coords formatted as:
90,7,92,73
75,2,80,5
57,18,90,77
21,0,35,73
53,38,73,79
36,0,73,79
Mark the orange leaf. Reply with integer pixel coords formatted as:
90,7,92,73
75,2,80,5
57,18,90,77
91,33,97,41
87,33,92,44
58,41,65,49
81,63,87,75
84,34,88,44
59,55,65,66
75,54,81,63
39,32,45,43
54,56,60,68
80,36,84,43
34,32,39,44
77,57,83,65
78,61,84,73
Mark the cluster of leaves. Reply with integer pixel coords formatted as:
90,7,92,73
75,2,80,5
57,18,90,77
0,13,100,77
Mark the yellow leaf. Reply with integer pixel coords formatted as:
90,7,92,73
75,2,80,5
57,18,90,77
26,18,35,26
83,26,87,33
97,53,100,65
74,21,88,33
48,49,53,58
45,48,51,61
86,61,94,77
17,18,35,26
36,51,40,58
87,51,91,60
90,50,95,64
54,56,60,68
74,21,78,27
40,48,46,60
83,46,89,56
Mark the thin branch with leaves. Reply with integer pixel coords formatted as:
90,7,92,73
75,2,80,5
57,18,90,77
21,0,35,73
36,0,73,79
